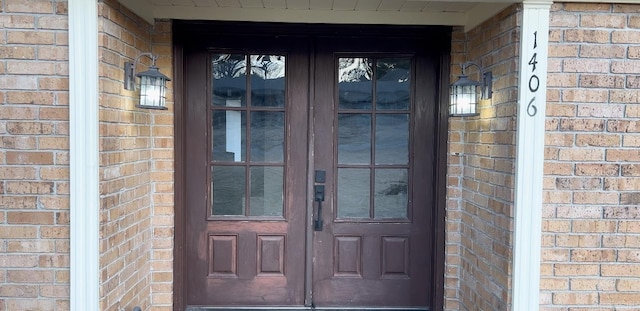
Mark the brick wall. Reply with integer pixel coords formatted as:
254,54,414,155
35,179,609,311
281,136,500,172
148,19,174,311
98,1,173,311
0,0,70,310
542,3,640,309
447,5,520,311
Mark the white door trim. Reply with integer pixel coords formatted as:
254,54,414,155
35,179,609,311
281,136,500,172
69,0,100,310
512,1,552,310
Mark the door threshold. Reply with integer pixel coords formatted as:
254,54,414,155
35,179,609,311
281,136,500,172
187,307,429,311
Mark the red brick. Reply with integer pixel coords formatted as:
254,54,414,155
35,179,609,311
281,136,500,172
620,193,640,204
604,178,640,191
0,46,36,59
617,279,640,290
553,263,600,276
600,293,640,305
7,212,55,225
558,149,604,161
576,134,621,147
0,285,38,297
614,89,640,103
580,14,626,28
573,220,618,233
549,14,578,27
552,292,598,304
611,60,640,74
570,278,616,291
571,249,616,262
562,59,610,73
575,163,620,176
5,181,54,194
564,3,612,11
555,177,602,190
573,192,619,204
5,122,55,134
556,205,602,218
5,0,54,13
564,29,612,43
0,227,38,238
607,149,640,161
0,167,37,179
612,30,640,44
7,31,55,45
578,74,625,88
6,151,54,165
561,89,609,103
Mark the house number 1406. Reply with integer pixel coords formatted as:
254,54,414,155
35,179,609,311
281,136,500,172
527,31,538,117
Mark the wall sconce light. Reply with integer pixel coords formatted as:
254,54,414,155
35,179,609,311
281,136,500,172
124,53,171,110
450,61,492,117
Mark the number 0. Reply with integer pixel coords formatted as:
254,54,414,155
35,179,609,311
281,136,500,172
529,75,539,93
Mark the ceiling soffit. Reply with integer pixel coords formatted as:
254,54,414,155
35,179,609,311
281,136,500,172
117,0,518,31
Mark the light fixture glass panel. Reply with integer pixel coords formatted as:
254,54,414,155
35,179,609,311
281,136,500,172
450,78,479,116
138,75,166,108
212,54,247,107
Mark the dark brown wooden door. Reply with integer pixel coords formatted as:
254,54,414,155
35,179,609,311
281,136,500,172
310,38,436,308
181,25,445,310
184,36,310,306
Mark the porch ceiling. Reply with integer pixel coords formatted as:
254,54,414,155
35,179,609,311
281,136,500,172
117,0,518,31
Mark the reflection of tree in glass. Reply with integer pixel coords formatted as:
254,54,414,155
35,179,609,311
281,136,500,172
378,182,407,195
212,54,247,79
339,58,373,83
251,55,285,80
376,58,410,83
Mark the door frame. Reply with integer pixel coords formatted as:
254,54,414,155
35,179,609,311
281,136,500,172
173,21,451,311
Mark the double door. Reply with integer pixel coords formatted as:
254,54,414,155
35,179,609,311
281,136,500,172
182,27,444,310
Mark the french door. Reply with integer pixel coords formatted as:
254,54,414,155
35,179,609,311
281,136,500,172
177,23,448,310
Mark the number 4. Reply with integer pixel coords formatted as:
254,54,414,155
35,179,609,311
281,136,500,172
528,53,537,72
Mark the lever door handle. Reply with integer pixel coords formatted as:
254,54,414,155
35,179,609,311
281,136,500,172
314,185,325,231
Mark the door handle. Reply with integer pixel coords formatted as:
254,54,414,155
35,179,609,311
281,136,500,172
314,185,325,231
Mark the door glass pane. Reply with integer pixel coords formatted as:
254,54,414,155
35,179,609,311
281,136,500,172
251,111,284,163
212,166,246,216
376,58,410,110
249,166,283,216
250,55,286,107
375,114,409,165
338,57,373,110
338,114,371,165
212,54,247,107
374,169,408,219
337,168,370,218
212,110,246,162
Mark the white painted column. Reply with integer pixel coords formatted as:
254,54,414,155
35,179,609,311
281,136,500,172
69,0,99,310
512,1,552,310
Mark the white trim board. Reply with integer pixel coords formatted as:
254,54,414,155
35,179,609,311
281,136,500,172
512,1,551,310
69,0,100,310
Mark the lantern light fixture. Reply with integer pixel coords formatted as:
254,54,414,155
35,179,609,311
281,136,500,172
449,61,492,117
124,53,171,110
